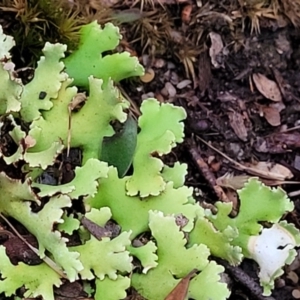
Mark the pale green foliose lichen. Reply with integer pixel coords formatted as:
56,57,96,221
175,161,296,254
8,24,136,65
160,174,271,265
0,21,299,300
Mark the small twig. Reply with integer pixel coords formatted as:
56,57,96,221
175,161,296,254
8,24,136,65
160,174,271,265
189,144,230,203
196,135,300,182
288,190,300,197
278,125,300,133
117,84,141,119
0,213,67,279
67,104,72,157
216,258,276,300
0,229,14,238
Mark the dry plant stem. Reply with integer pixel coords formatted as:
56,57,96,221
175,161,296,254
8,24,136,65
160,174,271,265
288,190,300,197
189,144,230,203
117,84,141,118
0,229,14,238
278,125,300,133
67,93,87,157
216,258,276,300
196,135,299,182
0,213,68,279
67,104,72,158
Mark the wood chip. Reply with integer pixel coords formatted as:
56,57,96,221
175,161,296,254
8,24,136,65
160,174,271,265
198,48,212,95
228,111,248,141
209,32,224,68
81,217,112,240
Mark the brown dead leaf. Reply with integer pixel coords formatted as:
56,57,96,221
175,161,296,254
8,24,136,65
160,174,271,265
261,105,280,126
216,173,250,190
245,161,293,180
165,269,197,300
260,102,285,126
252,73,282,101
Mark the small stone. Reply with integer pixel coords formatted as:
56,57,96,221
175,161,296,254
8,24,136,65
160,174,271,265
287,271,299,284
275,278,285,288
155,93,165,103
153,58,165,68
165,82,177,97
142,54,149,66
292,289,300,299
170,71,179,85
164,69,171,80
167,61,176,69
177,79,192,89
160,87,169,97
294,155,300,171
192,119,209,132
141,92,154,100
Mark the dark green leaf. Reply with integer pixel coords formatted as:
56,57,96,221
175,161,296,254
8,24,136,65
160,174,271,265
100,115,137,177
